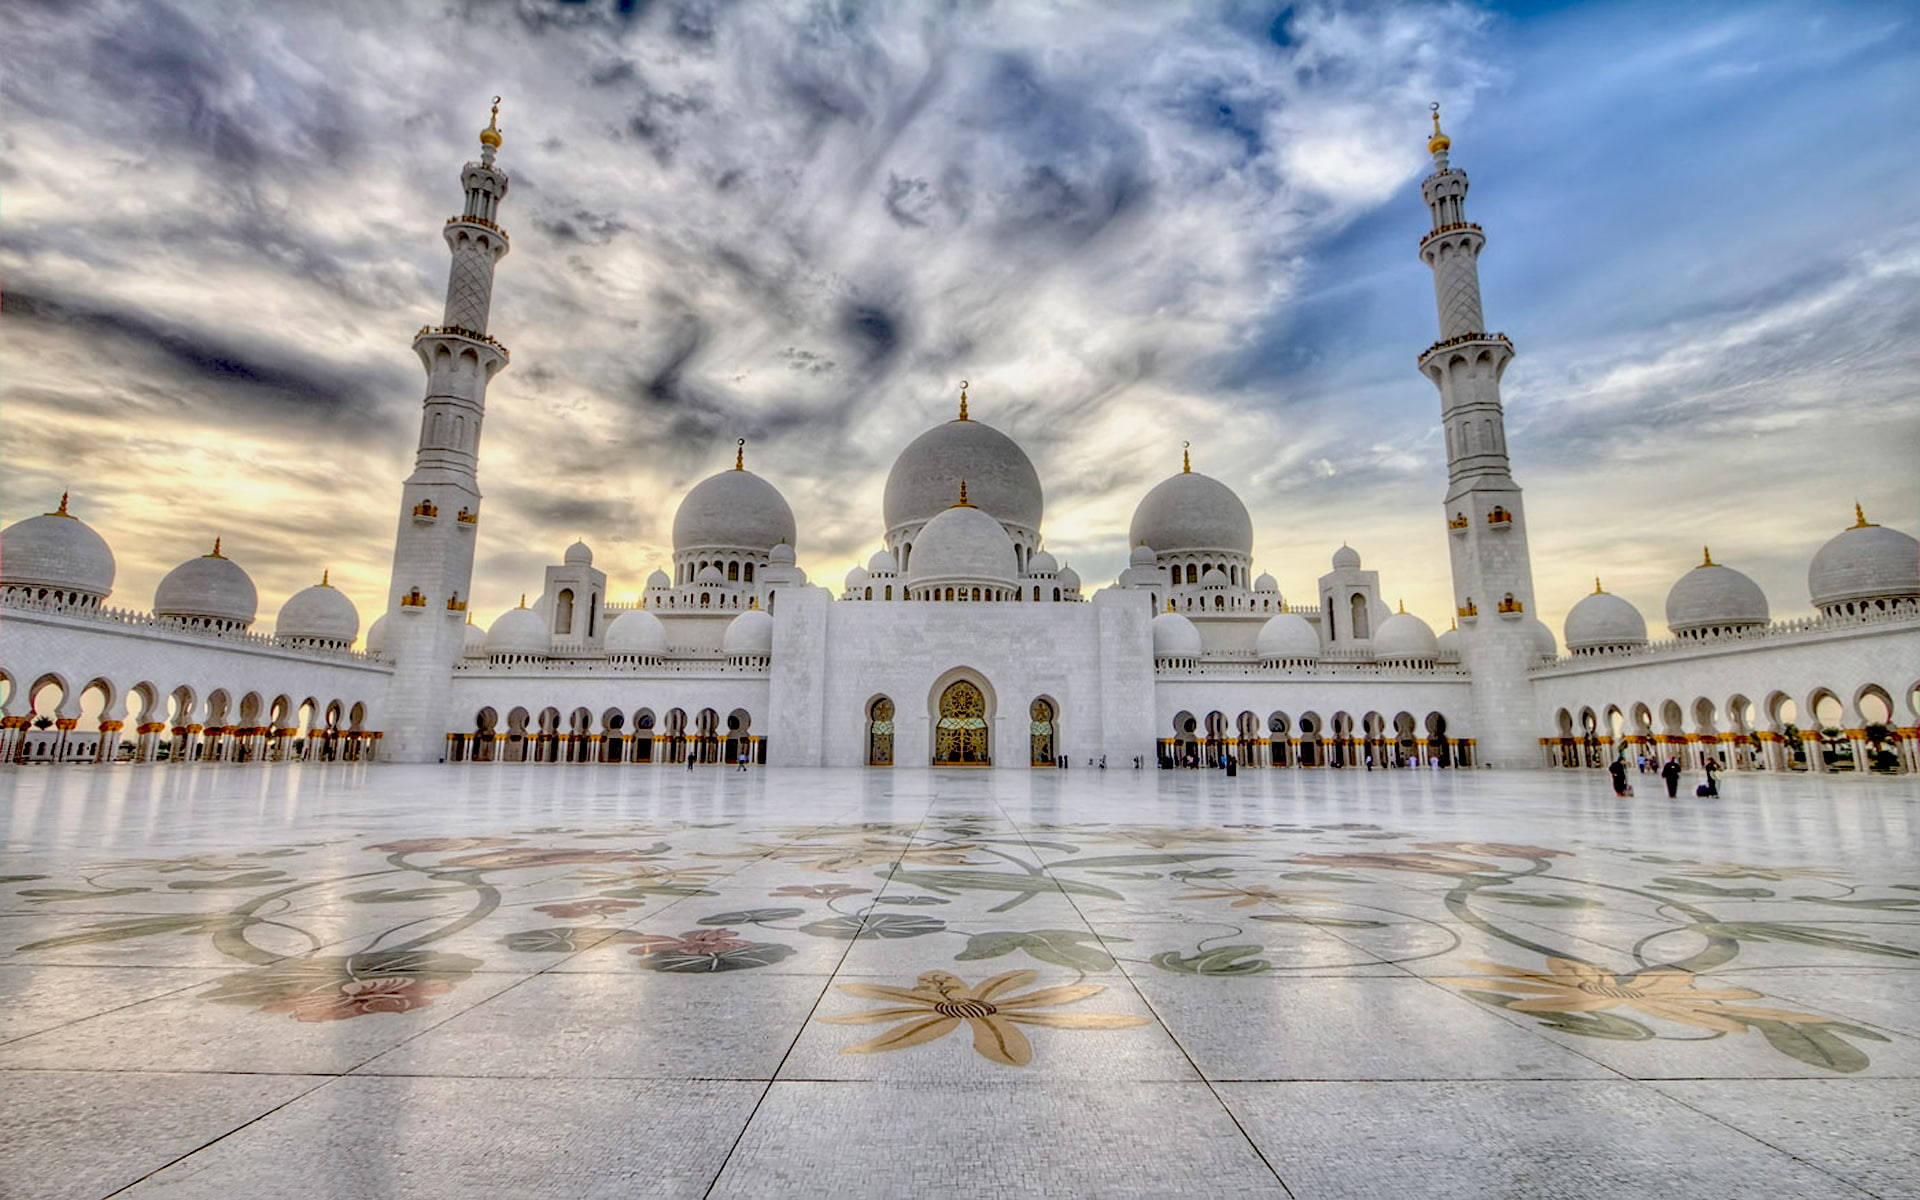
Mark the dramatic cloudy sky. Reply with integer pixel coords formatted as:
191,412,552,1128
5,0,1916,641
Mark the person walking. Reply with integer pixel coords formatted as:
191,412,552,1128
1661,757,1681,798
1608,755,1631,797
737,746,749,772
1702,756,1720,797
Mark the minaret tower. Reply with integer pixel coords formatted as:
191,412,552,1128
1415,105,1539,767
380,99,512,762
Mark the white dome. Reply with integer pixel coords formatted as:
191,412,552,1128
485,605,549,657
1056,564,1081,590
843,565,871,591
1028,550,1058,575
1331,545,1361,570
154,543,257,626
1373,611,1439,662
365,613,392,656
1152,610,1203,658
695,564,726,585
1255,612,1319,661
1130,544,1157,567
275,576,359,645
906,503,1018,589
673,468,796,552
1524,617,1559,660
1200,566,1228,587
1254,572,1278,593
1808,514,1919,609
647,568,672,589
1564,587,1648,651
1129,471,1253,556
867,548,898,575
0,497,115,599
768,541,796,567
604,608,667,656
722,608,774,656
564,540,593,566
462,619,486,656
1665,553,1769,635
1436,625,1461,660
885,417,1043,533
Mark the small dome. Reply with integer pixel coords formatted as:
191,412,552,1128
564,540,593,566
1331,545,1361,570
1028,550,1058,575
1130,544,1156,567
1056,564,1081,591
695,564,727,585
647,568,671,589
906,503,1018,589
154,541,257,626
1665,551,1769,635
673,467,797,552
1436,625,1461,661
1255,612,1320,661
0,495,115,599
1564,586,1649,652
722,608,775,656
604,609,667,656
365,613,392,655
1253,572,1278,593
1129,471,1253,557
462,619,486,656
769,541,797,567
844,565,871,591
1808,511,1920,610
1373,611,1439,662
1200,566,1228,587
867,548,898,575
485,605,549,657
885,416,1044,533
1524,617,1559,660
275,574,359,645
1152,610,1203,659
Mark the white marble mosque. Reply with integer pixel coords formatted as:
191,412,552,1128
3,104,1917,776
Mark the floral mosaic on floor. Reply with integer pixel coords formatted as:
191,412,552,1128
9,817,1916,1069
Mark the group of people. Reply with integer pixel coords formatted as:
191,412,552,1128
1608,752,1720,798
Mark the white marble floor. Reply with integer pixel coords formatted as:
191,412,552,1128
1,762,1916,1198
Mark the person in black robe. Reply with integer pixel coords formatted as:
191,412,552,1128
1661,757,1682,798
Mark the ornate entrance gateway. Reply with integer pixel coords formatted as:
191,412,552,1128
934,679,990,765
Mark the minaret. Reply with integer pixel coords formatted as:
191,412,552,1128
379,99,512,763
1416,105,1538,767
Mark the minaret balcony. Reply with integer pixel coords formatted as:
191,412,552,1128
398,588,429,612
456,507,479,528
1418,222,1481,252
1417,331,1512,369
413,325,510,366
446,215,507,236
1496,595,1525,618
1447,513,1470,535
1486,506,1513,530
411,499,439,525
446,594,467,614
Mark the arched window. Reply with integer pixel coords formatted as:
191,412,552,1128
728,562,739,581
1053,587,1061,602
1349,593,1370,639
554,589,575,635
867,697,894,766
884,586,892,600
1030,698,1056,766
935,680,989,765
865,586,873,600
587,593,598,637
744,563,755,582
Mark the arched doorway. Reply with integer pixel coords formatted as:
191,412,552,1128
1030,698,1056,766
867,697,895,766
934,679,990,766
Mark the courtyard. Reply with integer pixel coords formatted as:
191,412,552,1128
1,763,1916,1198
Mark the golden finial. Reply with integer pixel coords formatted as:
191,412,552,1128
1397,597,1405,614
735,437,746,471
209,537,224,559
1449,617,1458,631
958,380,970,421
1594,576,1604,594
1852,501,1874,529
1428,102,1450,155
518,593,527,608
1701,546,1714,567
479,96,502,149
48,491,72,517
322,569,332,587
954,479,973,508
1182,440,1191,473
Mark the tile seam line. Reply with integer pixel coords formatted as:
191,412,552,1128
100,1072,343,1198
697,798,942,1198
1640,1082,1891,1200
997,803,1297,1199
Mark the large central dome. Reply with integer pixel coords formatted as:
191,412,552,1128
884,416,1043,533
672,467,797,553
1129,469,1253,557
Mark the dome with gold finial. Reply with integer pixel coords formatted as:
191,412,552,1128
478,96,502,149
0,492,116,605
885,383,1043,535
672,440,797,555
1807,504,1920,615
154,539,258,629
1128,443,1253,558
1665,547,1768,638
1564,577,1649,654
905,480,1019,597
275,570,361,648
1427,102,1450,155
